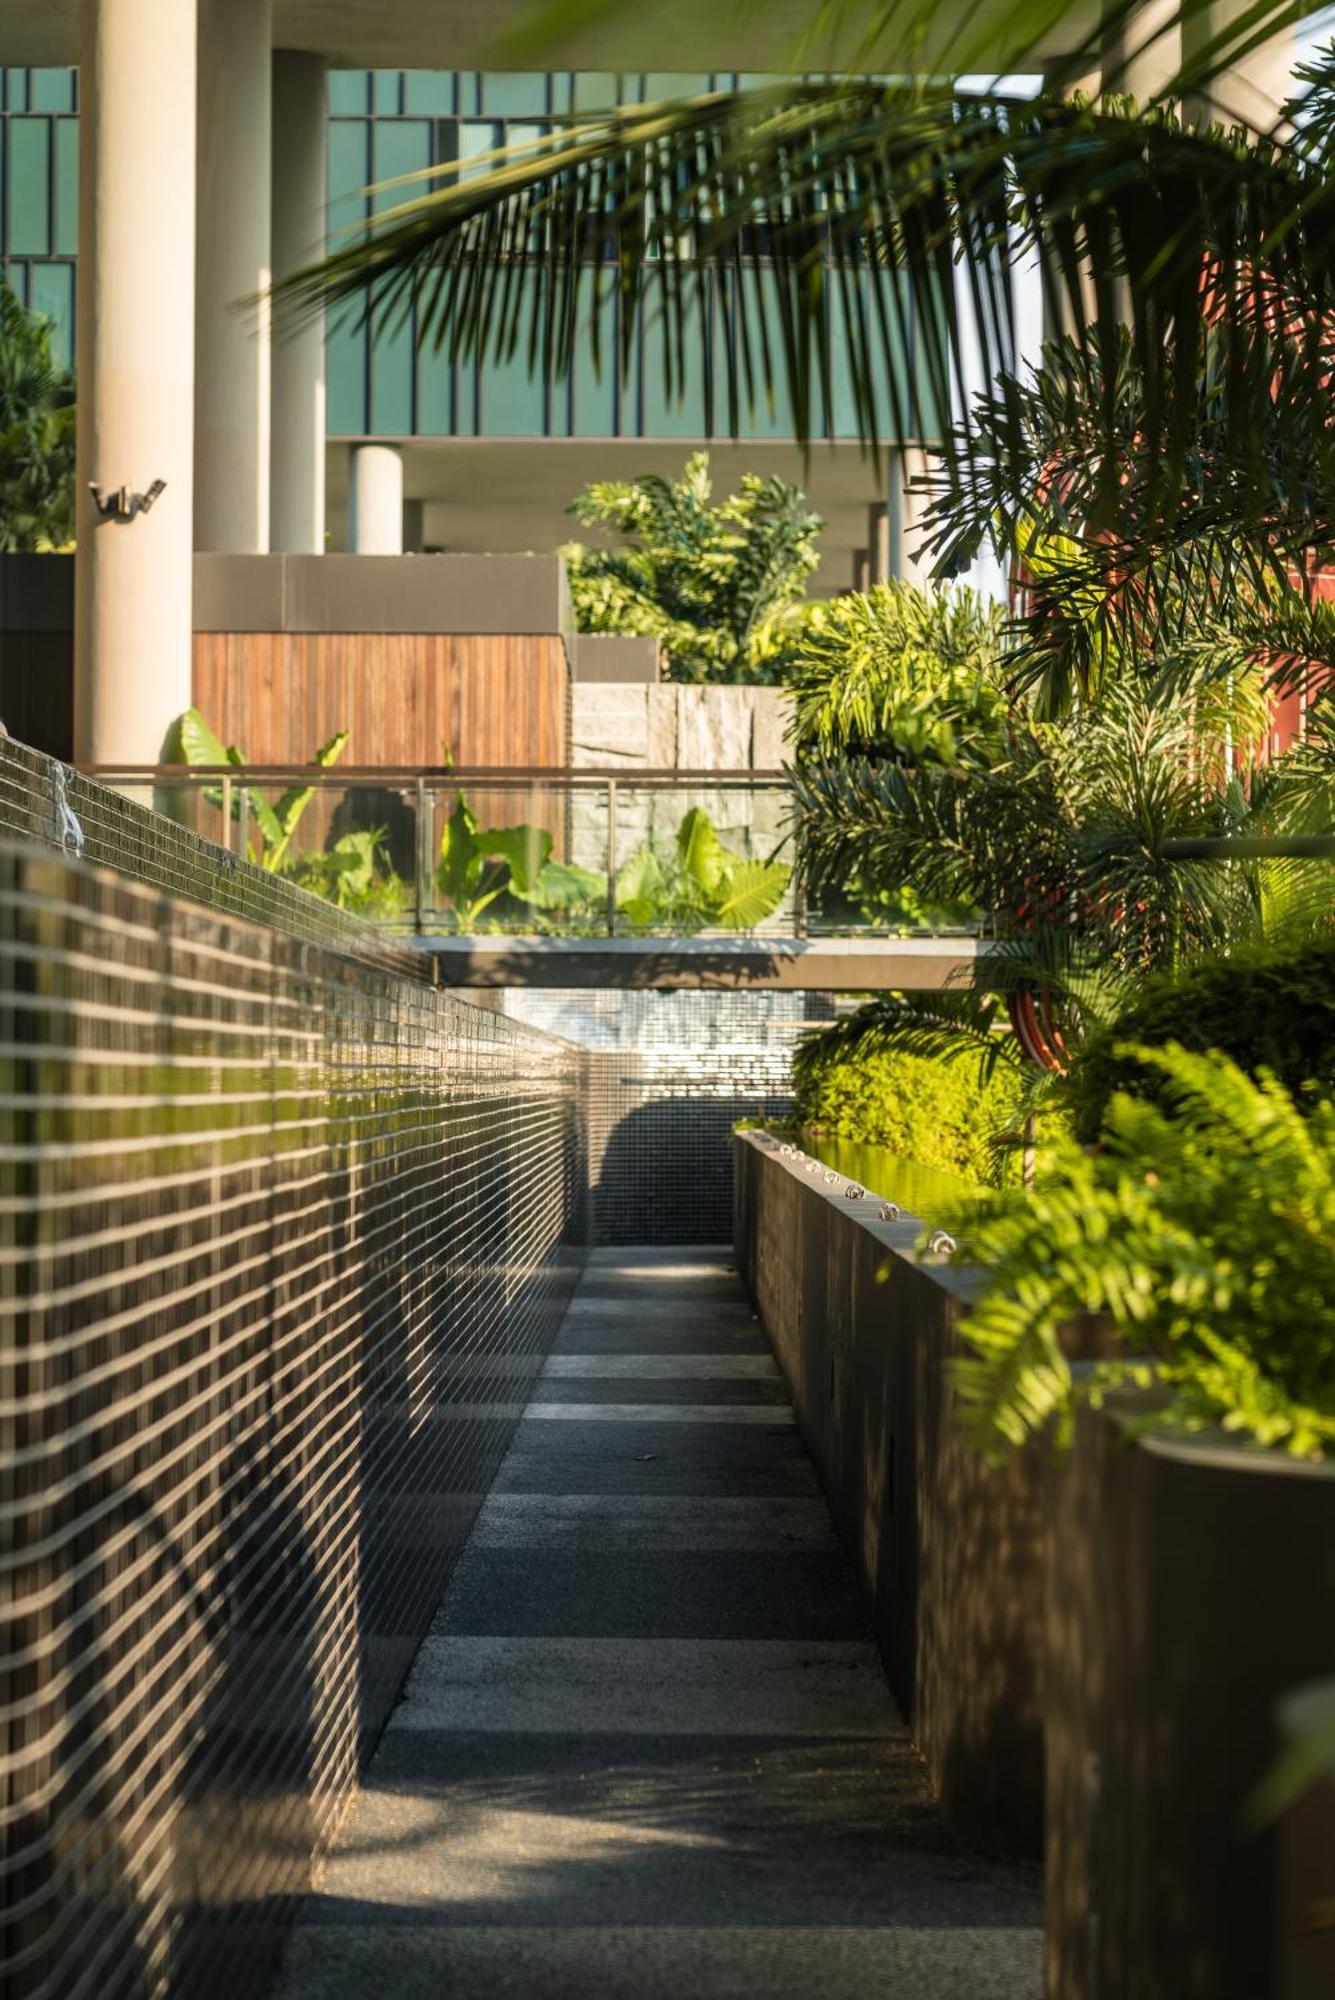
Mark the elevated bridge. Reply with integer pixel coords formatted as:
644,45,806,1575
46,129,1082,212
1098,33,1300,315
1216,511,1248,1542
417,933,991,991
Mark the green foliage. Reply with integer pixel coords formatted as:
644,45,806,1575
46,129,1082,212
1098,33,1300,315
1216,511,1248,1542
1070,932,1335,1143
787,581,1010,766
792,1011,1027,1187
177,708,349,872
788,580,1009,930
563,452,821,684
0,284,75,553
432,793,790,934
945,1046,1335,1462
287,828,405,917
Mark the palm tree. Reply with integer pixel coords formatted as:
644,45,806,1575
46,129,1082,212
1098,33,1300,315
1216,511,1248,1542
272,0,1331,648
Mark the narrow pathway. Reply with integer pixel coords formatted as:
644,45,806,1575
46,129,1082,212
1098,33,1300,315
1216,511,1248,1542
278,1248,1041,2000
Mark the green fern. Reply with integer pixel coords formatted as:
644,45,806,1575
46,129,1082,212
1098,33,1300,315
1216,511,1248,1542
943,1044,1335,1462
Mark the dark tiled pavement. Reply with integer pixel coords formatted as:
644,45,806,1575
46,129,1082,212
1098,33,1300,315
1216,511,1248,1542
277,1248,1042,1999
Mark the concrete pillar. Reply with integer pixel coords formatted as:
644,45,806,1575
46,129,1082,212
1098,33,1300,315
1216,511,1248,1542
350,445,404,555
74,0,196,766
867,502,888,585
271,50,328,552
1182,3,1294,132
195,0,272,553
1102,0,1182,103
888,449,932,589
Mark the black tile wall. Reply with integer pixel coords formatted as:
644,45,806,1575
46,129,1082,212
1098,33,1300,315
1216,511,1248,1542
503,989,833,1244
0,746,586,1999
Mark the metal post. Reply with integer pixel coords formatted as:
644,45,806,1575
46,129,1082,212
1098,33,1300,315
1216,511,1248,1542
220,771,232,852
605,777,618,937
415,777,428,935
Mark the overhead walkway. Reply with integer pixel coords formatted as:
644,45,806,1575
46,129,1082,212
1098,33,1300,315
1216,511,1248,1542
415,934,992,991
276,1248,1041,2000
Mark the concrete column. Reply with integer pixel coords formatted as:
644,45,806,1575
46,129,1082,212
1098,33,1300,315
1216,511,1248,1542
1182,3,1294,132
887,449,932,589
867,502,888,585
195,0,272,553
271,50,328,552
1102,0,1181,103
350,445,404,555
74,0,196,766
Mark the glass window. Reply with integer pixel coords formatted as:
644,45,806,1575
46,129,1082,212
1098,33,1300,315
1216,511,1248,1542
369,307,415,434
478,272,546,435
404,71,456,115
572,283,619,436
372,118,432,212
30,260,72,364
326,312,368,434
481,74,548,117
640,271,709,438
327,120,370,236
54,117,77,256
415,342,454,436
30,69,74,114
572,73,618,112
643,74,711,100
5,71,27,113
7,119,50,256
373,71,402,116
328,71,370,115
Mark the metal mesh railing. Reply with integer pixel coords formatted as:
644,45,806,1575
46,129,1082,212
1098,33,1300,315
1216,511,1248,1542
0,747,588,1999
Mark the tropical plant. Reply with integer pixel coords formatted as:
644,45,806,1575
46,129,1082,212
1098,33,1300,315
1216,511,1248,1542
432,791,790,934
789,654,1335,1154
792,1028,1028,1186
0,283,75,552
273,2,1329,621
787,579,1011,928
435,794,589,929
787,581,1011,767
286,827,405,917
177,708,350,873
1069,929,1335,1141
562,452,822,683
942,1044,1335,1463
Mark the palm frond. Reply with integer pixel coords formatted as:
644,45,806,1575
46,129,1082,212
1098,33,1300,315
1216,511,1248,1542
274,63,1335,522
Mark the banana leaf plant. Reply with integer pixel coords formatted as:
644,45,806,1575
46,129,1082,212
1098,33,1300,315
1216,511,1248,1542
177,708,348,872
433,791,790,934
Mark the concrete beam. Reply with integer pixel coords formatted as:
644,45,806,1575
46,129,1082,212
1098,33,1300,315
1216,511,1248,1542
416,934,992,991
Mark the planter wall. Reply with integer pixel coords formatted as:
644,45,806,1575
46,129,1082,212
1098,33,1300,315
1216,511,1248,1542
734,1129,1054,1856
1046,1403,1335,2000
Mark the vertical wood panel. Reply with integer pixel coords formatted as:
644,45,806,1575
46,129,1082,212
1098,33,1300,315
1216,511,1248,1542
192,632,571,768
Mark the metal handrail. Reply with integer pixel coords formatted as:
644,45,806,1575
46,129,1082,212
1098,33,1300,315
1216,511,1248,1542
78,764,791,786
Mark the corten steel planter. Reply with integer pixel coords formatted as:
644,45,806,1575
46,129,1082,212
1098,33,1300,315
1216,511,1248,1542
1045,1400,1335,2000
734,1130,1066,1856
1275,1680,1335,2000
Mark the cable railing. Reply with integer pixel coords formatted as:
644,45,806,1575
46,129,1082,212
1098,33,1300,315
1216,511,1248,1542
78,763,984,942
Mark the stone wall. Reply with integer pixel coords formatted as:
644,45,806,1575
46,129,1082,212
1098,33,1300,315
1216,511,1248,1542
569,682,793,892
570,681,790,771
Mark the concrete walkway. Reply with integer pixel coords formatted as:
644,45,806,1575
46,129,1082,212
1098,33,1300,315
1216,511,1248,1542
277,1248,1042,2000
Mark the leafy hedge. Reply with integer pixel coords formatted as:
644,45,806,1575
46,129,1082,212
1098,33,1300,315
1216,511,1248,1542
1070,932,1335,1142
947,1046,1335,1460
792,1037,1025,1187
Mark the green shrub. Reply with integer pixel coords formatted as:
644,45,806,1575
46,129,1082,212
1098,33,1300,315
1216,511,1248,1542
792,1035,1025,1187
945,1045,1335,1462
1070,932,1335,1142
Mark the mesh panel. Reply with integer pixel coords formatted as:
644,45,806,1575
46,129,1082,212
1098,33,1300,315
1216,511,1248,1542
0,745,586,1999
502,989,831,1243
